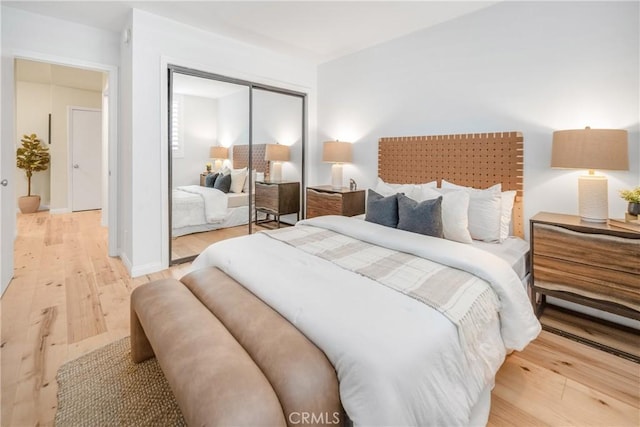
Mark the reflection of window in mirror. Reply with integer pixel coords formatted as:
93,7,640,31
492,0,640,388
171,94,184,158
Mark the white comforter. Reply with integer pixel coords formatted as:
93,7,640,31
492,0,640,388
172,185,228,229
191,215,541,426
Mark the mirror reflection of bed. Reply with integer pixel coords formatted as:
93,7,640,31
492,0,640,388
171,145,272,261
169,70,305,263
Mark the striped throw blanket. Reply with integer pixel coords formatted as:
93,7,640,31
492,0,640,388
264,225,501,381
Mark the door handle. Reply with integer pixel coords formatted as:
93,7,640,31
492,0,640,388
1,179,7,187
73,164,79,169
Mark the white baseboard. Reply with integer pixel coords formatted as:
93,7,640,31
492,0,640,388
130,261,164,278
119,251,133,275
49,208,71,214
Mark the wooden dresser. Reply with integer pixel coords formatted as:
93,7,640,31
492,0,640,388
530,212,640,321
255,181,300,228
306,186,365,218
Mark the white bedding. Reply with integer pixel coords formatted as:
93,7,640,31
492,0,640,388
191,215,540,425
172,185,228,229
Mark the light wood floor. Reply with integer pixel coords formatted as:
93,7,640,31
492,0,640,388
1,210,638,426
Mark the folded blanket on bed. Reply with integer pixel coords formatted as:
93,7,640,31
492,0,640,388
265,225,501,392
175,185,228,224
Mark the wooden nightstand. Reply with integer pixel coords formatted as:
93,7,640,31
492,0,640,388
530,212,640,322
306,186,365,218
200,173,208,186
255,181,300,228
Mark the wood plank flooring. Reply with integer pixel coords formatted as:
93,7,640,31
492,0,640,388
1,210,638,426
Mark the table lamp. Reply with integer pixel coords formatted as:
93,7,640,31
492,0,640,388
209,146,229,172
323,141,352,190
265,143,289,182
551,127,628,222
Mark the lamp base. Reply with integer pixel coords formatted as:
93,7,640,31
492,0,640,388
331,163,343,190
578,174,608,223
271,161,282,182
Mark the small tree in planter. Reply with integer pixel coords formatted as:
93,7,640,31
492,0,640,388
16,133,50,213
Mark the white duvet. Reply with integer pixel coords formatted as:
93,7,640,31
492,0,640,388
191,215,541,426
172,185,228,229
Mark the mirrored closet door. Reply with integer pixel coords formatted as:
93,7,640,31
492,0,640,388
168,66,306,264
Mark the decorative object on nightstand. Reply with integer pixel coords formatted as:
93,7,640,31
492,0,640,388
323,141,352,190
306,186,365,218
255,180,300,228
264,143,290,182
530,211,639,360
209,146,228,172
551,127,628,223
619,186,640,217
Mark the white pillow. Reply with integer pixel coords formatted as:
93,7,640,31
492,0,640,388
230,167,247,193
413,187,473,244
374,177,418,199
441,180,502,242
243,169,257,193
500,190,517,240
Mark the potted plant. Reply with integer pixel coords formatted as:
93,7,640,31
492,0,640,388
16,133,50,213
619,186,640,216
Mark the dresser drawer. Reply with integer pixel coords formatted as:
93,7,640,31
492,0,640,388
533,223,640,274
307,189,342,217
532,222,640,311
255,183,278,211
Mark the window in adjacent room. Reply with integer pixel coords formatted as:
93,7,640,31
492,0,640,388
171,94,184,158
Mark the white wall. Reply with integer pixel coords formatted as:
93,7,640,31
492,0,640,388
173,94,218,187
218,87,250,169
126,9,317,275
253,89,304,183
317,1,639,231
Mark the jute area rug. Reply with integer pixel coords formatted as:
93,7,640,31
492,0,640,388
55,337,186,426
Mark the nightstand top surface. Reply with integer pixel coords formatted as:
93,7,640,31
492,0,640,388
531,211,640,238
257,180,299,185
307,185,364,194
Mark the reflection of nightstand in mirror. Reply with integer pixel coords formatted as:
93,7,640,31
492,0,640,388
255,181,300,228
199,173,208,186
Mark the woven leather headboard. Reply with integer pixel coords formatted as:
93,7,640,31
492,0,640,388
232,144,270,176
378,132,524,238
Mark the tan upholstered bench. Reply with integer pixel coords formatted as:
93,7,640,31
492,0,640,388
131,267,343,427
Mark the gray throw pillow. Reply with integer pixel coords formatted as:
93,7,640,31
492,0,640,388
365,189,399,228
205,172,219,187
397,193,443,238
213,173,231,193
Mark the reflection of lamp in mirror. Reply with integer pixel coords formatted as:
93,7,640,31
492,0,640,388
265,143,290,182
209,146,228,172
551,127,628,223
323,140,352,190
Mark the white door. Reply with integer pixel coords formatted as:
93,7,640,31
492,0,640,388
1,55,16,295
71,108,102,211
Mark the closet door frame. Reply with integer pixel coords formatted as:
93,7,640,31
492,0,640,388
167,64,307,265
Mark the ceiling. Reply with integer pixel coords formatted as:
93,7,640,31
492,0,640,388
4,1,499,64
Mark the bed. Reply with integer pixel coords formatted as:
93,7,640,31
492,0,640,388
134,131,541,426
171,144,270,237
